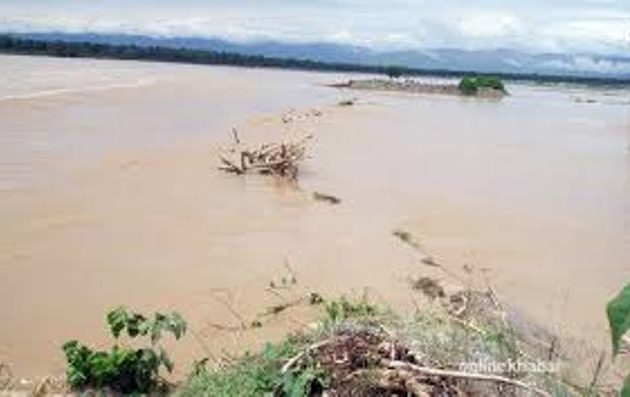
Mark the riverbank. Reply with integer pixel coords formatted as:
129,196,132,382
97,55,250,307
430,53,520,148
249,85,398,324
178,291,582,396
5,287,625,396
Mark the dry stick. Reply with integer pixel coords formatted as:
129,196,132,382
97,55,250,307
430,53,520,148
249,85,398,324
281,339,332,374
486,285,502,310
483,285,556,356
450,315,539,368
231,128,240,144
0,363,12,390
450,316,486,336
586,351,606,396
265,286,285,299
386,361,551,397
188,328,220,364
240,151,249,171
219,156,243,174
284,257,298,282
547,336,557,361
209,291,248,329
261,297,305,317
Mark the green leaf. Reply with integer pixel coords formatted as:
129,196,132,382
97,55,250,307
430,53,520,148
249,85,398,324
167,312,187,340
62,308,187,394
62,340,79,356
126,313,149,338
151,313,167,344
623,373,630,397
606,283,630,356
107,306,130,339
150,311,187,343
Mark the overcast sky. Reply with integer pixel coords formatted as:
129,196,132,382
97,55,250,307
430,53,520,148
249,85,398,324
1,0,629,54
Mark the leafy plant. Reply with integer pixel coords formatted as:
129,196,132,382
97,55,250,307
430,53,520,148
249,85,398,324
281,365,328,397
458,77,478,95
607,283,630,397
62,306,186,394
180,336,326,397
323,295,378,326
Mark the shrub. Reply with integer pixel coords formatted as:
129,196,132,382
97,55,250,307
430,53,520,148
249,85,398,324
180,337,327,397
62,306,186,394
458,76,506,95
323,295,378,326
383,65,404,79
458,77,478,95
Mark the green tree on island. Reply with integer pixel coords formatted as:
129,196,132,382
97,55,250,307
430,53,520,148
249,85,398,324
384,65,404,79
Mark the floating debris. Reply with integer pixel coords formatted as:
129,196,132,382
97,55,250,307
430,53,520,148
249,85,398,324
218,128,312,180
410,276,446,300
312,191,342,205
338,98,356,107
392,229,420,249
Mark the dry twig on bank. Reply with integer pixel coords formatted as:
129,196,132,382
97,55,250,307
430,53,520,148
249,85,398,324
281,339,332,374
386,360,551,397
0,362,12,390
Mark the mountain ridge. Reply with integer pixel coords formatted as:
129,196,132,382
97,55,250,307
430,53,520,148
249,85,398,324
7,31,630,80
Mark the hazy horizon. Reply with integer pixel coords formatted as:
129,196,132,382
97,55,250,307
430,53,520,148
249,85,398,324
1,1,629,56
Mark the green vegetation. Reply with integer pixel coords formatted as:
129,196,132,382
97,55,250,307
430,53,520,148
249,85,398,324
180,295,377,397
384,65,404,79
1,35,628,87
62,306,186,394
322,294,378,326
606,283,630,396
180,335,327,397
180,293,570,396
458,76,507,95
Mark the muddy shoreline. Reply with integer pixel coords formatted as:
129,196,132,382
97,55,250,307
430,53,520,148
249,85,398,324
330,78,507,98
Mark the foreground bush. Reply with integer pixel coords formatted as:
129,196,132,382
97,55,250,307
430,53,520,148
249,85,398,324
63,306,186,394
180,294,570,396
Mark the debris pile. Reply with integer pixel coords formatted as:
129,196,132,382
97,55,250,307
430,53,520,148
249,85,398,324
218,129,312,180
282,323,550,397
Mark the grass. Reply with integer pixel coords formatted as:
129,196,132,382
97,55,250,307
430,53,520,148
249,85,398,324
179,336,315,397
178,294,578,396
179,295,381,397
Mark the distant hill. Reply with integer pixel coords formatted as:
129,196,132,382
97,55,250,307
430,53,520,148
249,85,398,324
13,32,630,80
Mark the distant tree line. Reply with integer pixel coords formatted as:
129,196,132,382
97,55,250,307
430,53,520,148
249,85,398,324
0,34,627,87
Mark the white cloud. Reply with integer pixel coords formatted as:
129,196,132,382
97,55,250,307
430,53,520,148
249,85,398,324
456,12,522,38
540,55,630,74
0,0,629,54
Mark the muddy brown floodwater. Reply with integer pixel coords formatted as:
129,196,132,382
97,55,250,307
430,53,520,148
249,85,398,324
1,54,629,379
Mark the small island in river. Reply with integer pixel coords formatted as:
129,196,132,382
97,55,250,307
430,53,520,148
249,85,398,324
331,75,508,98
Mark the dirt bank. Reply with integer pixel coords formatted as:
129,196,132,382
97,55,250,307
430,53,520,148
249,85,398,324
330,78,506,98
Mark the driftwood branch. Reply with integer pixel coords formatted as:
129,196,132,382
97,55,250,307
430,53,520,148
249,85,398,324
281,339,332,374
386,361,551,397
218,132,312,179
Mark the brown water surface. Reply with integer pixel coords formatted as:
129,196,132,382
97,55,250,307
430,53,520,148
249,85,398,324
1,55,629,378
